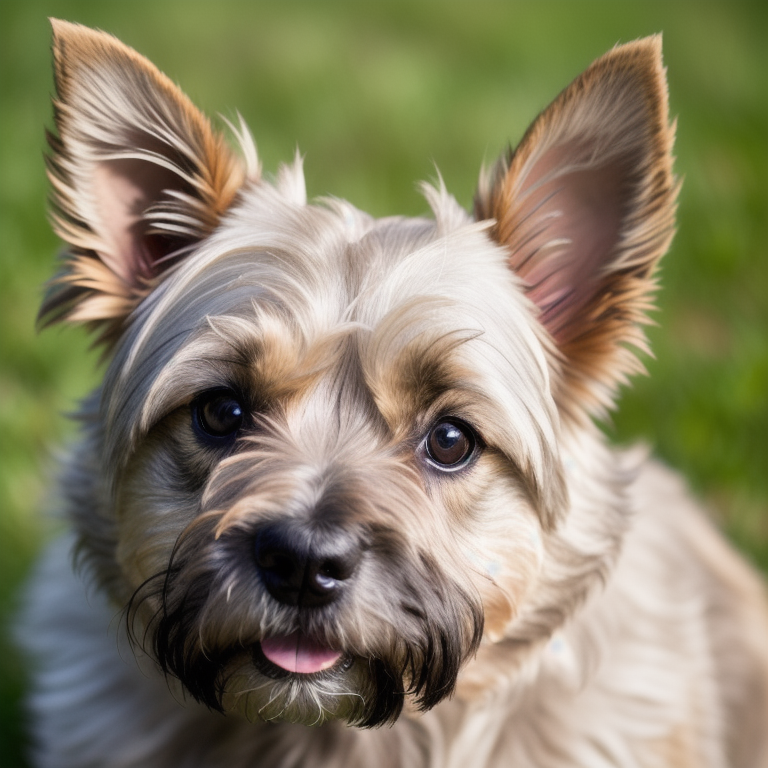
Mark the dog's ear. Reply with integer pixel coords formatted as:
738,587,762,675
41,20,257,344
475,36,677,421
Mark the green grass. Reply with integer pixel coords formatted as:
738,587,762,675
1,1,766,765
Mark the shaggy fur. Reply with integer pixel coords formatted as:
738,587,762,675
19,20,768,768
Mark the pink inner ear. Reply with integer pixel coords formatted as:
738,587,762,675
509,141,626,342
92,158,183,288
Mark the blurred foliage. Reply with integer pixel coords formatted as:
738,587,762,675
1,1,766,765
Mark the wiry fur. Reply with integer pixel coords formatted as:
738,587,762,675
19,20,768,768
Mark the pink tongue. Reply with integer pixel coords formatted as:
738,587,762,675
261,632,342,674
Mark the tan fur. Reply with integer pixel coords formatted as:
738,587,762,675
18,21,768,768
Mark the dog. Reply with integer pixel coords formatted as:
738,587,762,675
18,19,768,768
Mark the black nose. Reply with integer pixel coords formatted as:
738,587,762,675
253,522,362,608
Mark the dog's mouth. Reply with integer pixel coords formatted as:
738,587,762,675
254,632,349,678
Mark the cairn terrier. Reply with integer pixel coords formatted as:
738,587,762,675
20,20,768,768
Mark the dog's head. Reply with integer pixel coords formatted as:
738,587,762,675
42,20,676,726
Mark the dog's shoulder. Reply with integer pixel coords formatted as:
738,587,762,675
620,457,768,766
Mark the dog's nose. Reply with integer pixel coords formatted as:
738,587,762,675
253,523,361,608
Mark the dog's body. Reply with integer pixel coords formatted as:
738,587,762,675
20,21,768,768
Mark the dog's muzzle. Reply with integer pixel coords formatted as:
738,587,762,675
252,520,362,675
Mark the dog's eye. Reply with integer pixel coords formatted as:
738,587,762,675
192,389,244,444
425,419,477,470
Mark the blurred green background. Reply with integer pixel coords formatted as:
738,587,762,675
1,1,766,764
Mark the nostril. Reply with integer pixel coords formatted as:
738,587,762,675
314,572,338,592
318,557,354,582
253,527,306,606
255,548,296,579
312,560,346,593
308,551,360,597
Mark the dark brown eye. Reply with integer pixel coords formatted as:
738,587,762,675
192,389,244,445
425,419,477,469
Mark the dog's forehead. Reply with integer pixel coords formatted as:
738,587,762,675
207,181,518,327
122,181,540,380
104,181,555,457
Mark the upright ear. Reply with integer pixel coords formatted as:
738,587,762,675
475,36,677,420
42,20,258,343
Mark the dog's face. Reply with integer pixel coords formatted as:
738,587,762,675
112,202,552,726
43,21,676,726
